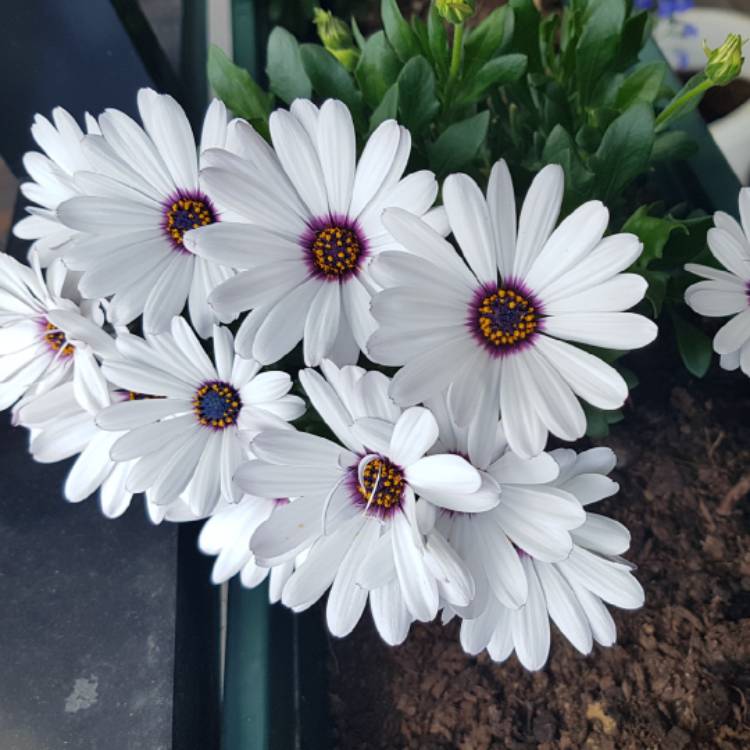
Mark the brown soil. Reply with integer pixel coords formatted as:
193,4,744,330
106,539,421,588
327,364,750,748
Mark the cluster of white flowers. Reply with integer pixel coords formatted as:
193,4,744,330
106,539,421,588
684,187,750,375
6,90,656,670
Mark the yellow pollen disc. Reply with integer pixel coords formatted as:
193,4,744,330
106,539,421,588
476,287,539,349
357,457,405,512
311,225,361,277
43,322,74,357
165,197,215,246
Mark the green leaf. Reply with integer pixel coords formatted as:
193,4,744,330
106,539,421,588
457,53,527,106
592,102,654,201
642,269,669,317
427,110,490,175
427,2,449,80
615,10,650,71
584,403,623,438
509,0,541,73
354,31,401,108
351,16,366,50
651,130,698,163
542,124,595,205
207,45,273,137
381,0,419,62
463,6,513,79
621,205,687,269
411,15,430,57
397,56,440,134
299,44,365,126
575,0,626,105
265,27,311,105
672,311,712,378
615,61,667,110
369,83,399,134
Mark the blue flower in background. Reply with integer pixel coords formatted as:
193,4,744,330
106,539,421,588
633,0,694,17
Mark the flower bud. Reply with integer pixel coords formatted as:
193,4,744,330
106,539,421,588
313,7,360,71
436,0,475,25
703,33,744,87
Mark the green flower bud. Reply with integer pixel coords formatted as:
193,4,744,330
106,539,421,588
703,33,744,87
313,7,360,71
436,0,475,25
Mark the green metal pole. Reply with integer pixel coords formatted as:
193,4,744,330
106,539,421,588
222,579,271,749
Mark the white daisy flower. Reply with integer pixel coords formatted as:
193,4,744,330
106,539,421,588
0,253,116,412
240,361,493,644
96,317,305,516
55,89,236,337
369,160,658,458
684,188,750,375
427,394,585,620
454,447,643,672
16,379,140,519
184,98,446,366
198,495,297,601
12,107,100,267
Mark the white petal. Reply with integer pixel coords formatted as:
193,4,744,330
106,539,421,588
137,89,198,191
326,518,379,637
370,579,412,646
534,335,628,410
251,493,327,565
708,227,750,281
475,519,527,609
543,312,657,350
558,547,644,609
487,159,516,278
443,173,496,284
571,513,631,555
389,406,438,466
524,201,608,293
512,164,563,280
253,280,320,364
316,100,356,215
269,108,328,217
714,308,750,355
512,556,550,671
392,504,438,622
110,414,195,460
349,120,401,218
535,561,592,655
303,281,341,367
406,454,481,495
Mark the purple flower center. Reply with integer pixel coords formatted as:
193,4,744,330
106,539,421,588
349,456,405,519
468,281,542,357
193,380,241,430
162,191,217,251
302,215,367,280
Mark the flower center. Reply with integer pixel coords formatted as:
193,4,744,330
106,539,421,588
193,381,242,429
163,193,216,250
354,457,405,518
307,223,363,279
42,321,74,357
471,283,540,354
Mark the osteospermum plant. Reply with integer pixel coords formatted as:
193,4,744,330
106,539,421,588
3,0,741,675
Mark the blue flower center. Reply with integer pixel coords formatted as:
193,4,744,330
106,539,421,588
476,287,538,349
163,193,216,248
193,381,242,429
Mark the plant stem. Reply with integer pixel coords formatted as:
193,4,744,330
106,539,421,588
447,22,465,92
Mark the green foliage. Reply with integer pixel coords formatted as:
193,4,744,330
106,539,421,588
266,27,311,105
207,45,273,137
